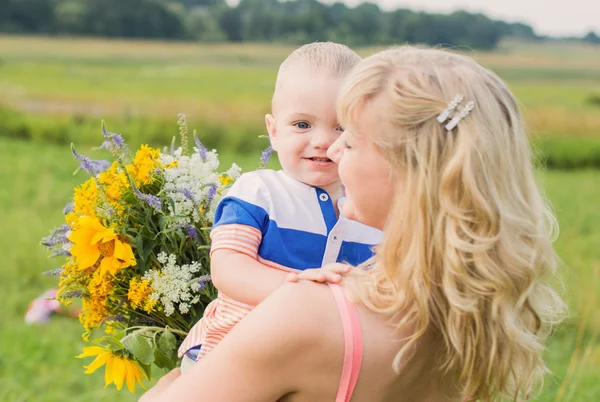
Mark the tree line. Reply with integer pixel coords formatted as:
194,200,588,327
0,0,548,49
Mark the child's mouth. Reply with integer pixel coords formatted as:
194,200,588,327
305,157,333,163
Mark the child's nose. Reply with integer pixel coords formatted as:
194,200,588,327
310,129,335,149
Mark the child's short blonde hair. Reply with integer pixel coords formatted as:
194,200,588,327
272,42,361,106
279,41,361,76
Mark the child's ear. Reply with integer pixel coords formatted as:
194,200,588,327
265,114,278,151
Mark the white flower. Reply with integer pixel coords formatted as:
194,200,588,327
143,252,204,316
159,147,233,225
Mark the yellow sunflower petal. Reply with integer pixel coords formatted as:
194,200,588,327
124,361,136,393
104,354,115,388
76,346,105,358
134,363,149,389
91,228,116,245
100,256,116,276
70,243,101,269
84,352,110,374
112,239,127,260
112,357,126,390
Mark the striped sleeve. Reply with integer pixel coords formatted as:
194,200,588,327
210,224,262,258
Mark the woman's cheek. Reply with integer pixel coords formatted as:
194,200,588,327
341,198,357,221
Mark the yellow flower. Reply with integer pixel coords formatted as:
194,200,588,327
218,175,234,186
73,179,99,218
126,145,161,186
128,277,156,313
98,162,129,216
76,347,148,393
69,217,136,275
65,212,78,228
80,297,109,333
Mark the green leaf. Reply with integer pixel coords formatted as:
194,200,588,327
104,337,125,351
153,347,177,370
166,197,177,217
135,234,144,256
143,239,156,262
138,362,153,380
123,333,155,365
92,336,124,351
158,329,177,354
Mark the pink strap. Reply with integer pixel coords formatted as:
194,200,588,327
329,284,363,402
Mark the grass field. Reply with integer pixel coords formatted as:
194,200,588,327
0,35,599,401
1,36,600,166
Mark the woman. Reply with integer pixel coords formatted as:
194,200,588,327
140,46,566,402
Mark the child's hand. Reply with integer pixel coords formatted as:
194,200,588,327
286,263,352,284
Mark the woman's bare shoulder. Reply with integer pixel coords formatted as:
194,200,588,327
247,281,345,345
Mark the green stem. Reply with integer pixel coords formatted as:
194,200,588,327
124,326,188,337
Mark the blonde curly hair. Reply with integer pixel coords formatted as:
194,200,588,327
339,46,567,401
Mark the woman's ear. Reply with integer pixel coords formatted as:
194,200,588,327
265,114,278,151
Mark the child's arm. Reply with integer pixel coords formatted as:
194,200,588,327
210,249,290,306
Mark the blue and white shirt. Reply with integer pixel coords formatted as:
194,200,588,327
210,169,383,270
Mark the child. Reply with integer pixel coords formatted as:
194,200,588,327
178,42,382,369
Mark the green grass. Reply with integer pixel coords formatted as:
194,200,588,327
1,36,600,145
0,137,598,401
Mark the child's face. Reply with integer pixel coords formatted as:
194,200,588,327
266,71,344,193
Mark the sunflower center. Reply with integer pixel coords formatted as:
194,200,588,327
98,239,115,256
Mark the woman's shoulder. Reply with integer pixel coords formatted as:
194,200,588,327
251,281,345,344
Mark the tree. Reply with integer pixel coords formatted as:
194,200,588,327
185,7,226,41
0,0,537,49
7,0,55,33
583,31,600,45
55,0,87,35
217,6,244,41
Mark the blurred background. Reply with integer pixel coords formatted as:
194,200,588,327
0,0,599,401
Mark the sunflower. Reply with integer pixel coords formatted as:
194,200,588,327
76,346,148,393
69,217,136,275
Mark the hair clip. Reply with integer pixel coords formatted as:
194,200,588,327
445,101,475,131
437,95,464,123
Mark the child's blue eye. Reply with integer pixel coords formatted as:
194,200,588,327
336,126,344,132
294,122,311,130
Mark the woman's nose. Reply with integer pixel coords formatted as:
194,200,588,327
327,136,343,163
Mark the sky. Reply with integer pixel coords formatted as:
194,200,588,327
318,0,600,37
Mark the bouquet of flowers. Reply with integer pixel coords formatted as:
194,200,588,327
41,115,270,393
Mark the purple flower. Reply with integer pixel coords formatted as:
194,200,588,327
196,274,212,291
180,188,195,202
62,290,83,299
132,185,162,211
50,248,72,257
183,225,199,242
207,185,217,203
134,316,158,326
71,145,110,175
41,224,71,248
106,314,127,323
194,134,207,161
172,222,200,242
259,145,273,168
42,268,64,276
101,123,125,149
62,202,75,215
